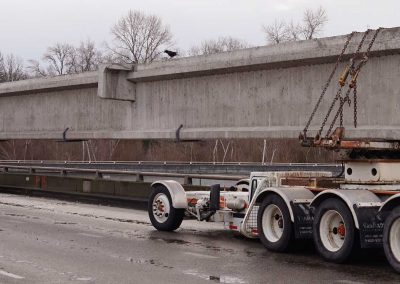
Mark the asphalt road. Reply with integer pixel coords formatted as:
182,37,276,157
0,193,399,284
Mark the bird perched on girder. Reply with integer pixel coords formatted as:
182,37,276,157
164,50,178,58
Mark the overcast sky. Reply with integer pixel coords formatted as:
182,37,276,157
0,0,399,62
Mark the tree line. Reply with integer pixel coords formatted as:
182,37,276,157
0,7,327,83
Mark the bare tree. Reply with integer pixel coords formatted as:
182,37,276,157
109,10,173,64
28,39,103,77
286,21,302,41
26,59,47,78
302,7,328,40
69,39,103,73
0,52,27,82
262,20,289,44
42,43,74,75
263,7,328,44
189,36,249,56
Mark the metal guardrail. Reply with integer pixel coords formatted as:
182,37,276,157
0,164,246,185
0,160,340,167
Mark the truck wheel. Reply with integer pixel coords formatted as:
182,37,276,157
313,198,357,263
383,207,400,273
257,194,293,252
148,186,184,231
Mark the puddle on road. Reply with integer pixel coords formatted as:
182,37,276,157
5,213,26,217
4,213,41,221
103,217,149,225
126,257,173,270
123,254,246,283
149,236,192,245
54,221,77,225
69,212,150,226
183,269,247,284
148,234,237,255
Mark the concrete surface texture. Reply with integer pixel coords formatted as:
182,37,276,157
0,193,399,284
1,28,400,140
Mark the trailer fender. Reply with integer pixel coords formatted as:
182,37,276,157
310,189,381,229
151,180,187,209
379,193,400,213
255,187,315,222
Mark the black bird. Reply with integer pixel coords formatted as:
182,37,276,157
164,50,178,58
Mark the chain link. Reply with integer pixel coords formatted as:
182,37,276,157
353,86,358,127
324,28,382,138
352,27,381,128
302,31,355,137
317,30,370,138
326,88,352,137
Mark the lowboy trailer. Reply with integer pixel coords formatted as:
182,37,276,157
147,28,400,273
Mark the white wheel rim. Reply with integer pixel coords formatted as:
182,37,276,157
389,217,400,262
262,204,284,242
319,210,346,252
152,193,170,223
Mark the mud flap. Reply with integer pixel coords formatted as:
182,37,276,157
291,201,313,239
353,205,384,249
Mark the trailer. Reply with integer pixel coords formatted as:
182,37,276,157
147,28,400,273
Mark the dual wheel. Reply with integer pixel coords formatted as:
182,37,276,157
383,207,400,273
258,196,357,263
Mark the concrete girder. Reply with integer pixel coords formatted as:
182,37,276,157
0,28,400,140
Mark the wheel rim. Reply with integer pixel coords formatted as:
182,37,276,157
389,217,400,262
262,204,284,242
319,210,346,252
152,193,171,223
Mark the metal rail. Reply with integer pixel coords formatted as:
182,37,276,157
0,164,246,184
0,160,339,167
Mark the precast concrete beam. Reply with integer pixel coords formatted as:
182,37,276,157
127,28,400,82
0,28,400,140
0,72,98,97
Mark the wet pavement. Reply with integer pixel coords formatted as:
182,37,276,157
0,192,399,284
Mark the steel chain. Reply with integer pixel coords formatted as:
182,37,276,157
317,89,341,136
352,28,381,128
353,86,358,127
325,28,382,137
326,88,352,137
302,31,355,137
317,30,369,137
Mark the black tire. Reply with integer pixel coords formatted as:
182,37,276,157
383,207,400,273
257,194,293,252
148,186,185,231
313,198,358,263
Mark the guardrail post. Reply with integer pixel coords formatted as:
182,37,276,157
136,174,144,182
184,176,193,185
95,171,103,179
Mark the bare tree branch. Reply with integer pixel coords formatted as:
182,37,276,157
302,6,328,40
109,10,173,64
189,36,249,56
263,7,328,44
27,39,104,77
262,20,289,44
26,59,48,78
0,52,27,82
42,43,74,75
